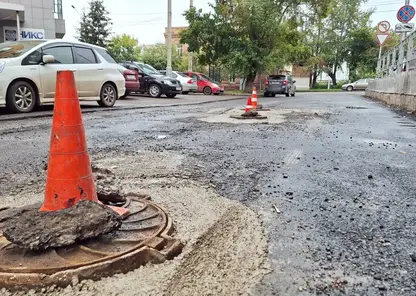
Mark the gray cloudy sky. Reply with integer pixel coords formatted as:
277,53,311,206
63,0,412,44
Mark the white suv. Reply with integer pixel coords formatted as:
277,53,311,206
0,39,126,113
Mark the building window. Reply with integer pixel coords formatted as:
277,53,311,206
177,44,183,56
54,0,63,19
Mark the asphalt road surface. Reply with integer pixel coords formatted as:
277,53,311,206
0,93,242,121
1,91,416,295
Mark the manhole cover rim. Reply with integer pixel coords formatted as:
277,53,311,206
0,197,172,275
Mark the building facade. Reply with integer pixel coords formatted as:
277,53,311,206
164,26,188,55
0,0,65,43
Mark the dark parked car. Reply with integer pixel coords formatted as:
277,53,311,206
119,61,182,98
264,74,296,97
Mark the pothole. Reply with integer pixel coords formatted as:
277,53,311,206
346,106,368,109
0,151,270,296
0,195,183,291
199,108,329,124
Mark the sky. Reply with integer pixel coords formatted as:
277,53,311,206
63,0,414,44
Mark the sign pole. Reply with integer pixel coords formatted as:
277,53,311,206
405,0,410,71
376,21,391,77
378,45,383,74
396,0,415,72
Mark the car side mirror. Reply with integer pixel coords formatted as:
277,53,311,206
293,80,296,83
42,54,55,64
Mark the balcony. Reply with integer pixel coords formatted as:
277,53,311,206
0,2,25,22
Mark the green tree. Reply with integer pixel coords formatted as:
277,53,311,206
141,43,187,71
107,34,141,62
346,28,400,81
77,0,112,47
181,0,328,90
321,0,373,85
300,0,373,86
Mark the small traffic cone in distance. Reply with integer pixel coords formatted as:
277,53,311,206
245,97,253,113
251,87,258,109
40,70,129,217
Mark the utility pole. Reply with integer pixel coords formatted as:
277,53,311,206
166,0,173,77
188,0,193,72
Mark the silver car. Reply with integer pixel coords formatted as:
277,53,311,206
159,70,198,94
342,78,374,91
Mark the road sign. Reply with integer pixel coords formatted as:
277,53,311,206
395,22,415,33
397,5,415,23
377,21,390,33
376,33,390,46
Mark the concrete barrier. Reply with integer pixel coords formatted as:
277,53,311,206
365,71,416,112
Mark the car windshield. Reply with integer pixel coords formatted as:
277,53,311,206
200,73,217,83
0,40,45,59
178,72,189,77
137,63,160,75
145,63,160,73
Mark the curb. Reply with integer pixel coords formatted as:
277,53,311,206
0,96,246,122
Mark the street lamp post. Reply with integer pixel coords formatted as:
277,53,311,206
188,0,193,72
166,0,173,77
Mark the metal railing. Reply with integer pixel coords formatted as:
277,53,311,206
377,29,416,78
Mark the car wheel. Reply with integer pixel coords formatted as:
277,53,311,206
182,91,189,95
203,86,212,95
148,84,162,98
166,94,177,98
97,83,117,107
264,92,269,97
347,86,353,91
6,81,37,113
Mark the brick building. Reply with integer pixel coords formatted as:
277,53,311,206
164,26,188,55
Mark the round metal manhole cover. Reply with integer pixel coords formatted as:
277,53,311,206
0,196,183,291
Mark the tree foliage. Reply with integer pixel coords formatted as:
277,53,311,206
107,34,141,62
140,43,189,71
346,28,400,81
77,0,112,47
300,0,373,85
181,0,321,89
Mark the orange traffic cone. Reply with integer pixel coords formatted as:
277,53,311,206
40,70,129,217
245,97,253,113
251,87,258,109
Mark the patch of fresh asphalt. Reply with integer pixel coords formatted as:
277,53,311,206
1,91,415,295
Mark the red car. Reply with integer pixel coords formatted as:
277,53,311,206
121,69,140,98
184,72,224,95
